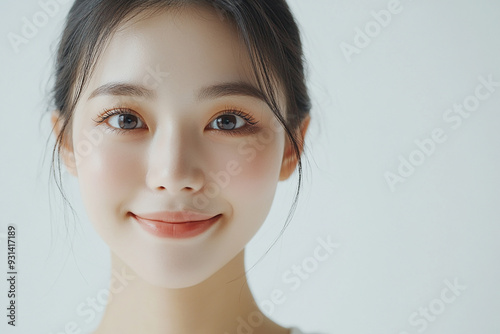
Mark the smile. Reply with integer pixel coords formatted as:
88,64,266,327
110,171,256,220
131,211,222,239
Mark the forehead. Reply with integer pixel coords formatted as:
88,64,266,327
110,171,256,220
83,5,256,101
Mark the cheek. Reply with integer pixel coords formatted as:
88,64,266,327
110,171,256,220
217,130,285,217
74,131,145,231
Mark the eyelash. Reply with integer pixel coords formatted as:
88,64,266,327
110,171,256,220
212,106,260,136
91,106,260,135
92,107,144,135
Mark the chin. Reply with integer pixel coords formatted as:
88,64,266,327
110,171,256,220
111,241,241,290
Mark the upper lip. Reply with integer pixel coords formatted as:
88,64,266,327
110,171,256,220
132,211,219,223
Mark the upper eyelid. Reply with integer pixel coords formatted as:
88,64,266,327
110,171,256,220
92,107,138,124
95,106,256,121
210,109,258,125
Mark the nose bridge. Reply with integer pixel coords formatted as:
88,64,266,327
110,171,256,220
146,120,204,193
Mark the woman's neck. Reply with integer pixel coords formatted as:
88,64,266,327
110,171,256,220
93,249,289,334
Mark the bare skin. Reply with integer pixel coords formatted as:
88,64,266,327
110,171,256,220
92,250,291,334
52,5,309,334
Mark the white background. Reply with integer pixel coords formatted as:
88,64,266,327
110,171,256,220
1,0,499,333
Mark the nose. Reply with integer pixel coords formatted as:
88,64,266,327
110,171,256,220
145,124,205,194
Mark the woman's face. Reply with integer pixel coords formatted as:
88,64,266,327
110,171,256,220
62,6,291,288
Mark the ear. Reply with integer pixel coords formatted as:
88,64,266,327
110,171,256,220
51,110,78,177
279,115,311,181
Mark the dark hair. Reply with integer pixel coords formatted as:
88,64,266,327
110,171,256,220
48,0,311,255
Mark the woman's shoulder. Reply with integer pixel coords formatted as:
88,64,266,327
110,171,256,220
290,327,326,334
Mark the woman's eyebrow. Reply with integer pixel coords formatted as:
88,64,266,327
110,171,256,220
197,81,267,103
88,82,155,100
87,81,268,103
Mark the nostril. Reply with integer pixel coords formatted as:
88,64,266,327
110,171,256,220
146,165,205,194
156,185,195,192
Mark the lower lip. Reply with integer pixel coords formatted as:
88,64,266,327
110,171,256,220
132,214,222,239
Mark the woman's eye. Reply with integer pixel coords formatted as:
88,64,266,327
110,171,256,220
209,114,247,131
95,108,257,134
108,113,144,130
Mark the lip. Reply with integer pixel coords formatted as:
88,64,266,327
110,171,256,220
131,211,222,239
